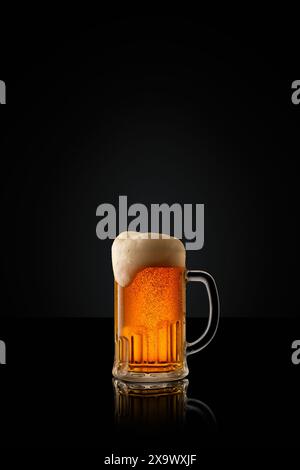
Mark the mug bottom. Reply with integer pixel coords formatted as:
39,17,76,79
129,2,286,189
112,364,189,383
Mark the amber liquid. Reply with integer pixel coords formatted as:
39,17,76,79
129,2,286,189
114,267,186,374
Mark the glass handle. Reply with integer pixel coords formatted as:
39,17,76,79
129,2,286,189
186,270,220,356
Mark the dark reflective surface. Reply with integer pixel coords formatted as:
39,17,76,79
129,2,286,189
0,318,299,449
113,379,216,430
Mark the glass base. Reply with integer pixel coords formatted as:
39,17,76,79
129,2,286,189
112,363,189,383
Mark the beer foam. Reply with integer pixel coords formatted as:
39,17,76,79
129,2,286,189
112,231,186,287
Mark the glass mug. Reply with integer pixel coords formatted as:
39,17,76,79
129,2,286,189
112,232,220,382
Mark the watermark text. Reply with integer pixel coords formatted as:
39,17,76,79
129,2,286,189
291,80,300,105
291,340,300,365
0,80,6,104
96,196,204,250
0,340,6,364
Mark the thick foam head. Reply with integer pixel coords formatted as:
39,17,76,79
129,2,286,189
112,231,186,287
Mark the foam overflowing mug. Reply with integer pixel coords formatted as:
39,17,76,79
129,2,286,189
112,232,219,382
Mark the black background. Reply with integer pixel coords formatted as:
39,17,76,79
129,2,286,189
1,13,299,318
0,11,299,451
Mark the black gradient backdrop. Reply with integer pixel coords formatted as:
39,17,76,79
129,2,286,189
1,12,300,452
1,15,299,319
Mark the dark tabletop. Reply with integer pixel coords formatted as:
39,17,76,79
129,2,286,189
0,317,299,450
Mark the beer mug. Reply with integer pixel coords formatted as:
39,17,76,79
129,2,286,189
112,232,219,382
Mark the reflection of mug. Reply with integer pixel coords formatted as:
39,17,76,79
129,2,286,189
113,379,216,429
112,232,219,382
113,379,188,425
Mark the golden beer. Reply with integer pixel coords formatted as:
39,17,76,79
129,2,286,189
114,267,185,374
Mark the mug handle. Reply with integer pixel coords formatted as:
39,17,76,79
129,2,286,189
186,270,220,356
